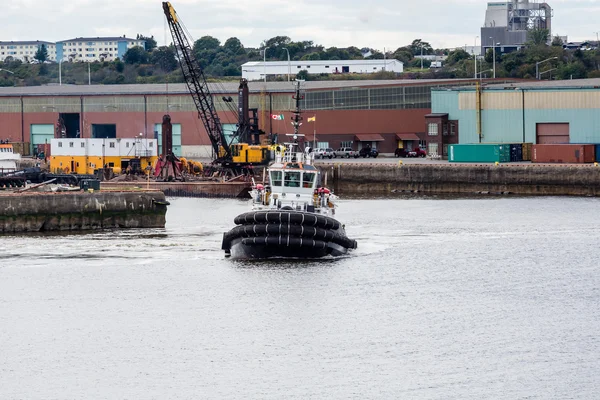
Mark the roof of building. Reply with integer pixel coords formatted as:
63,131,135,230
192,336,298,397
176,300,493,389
242,59,403,67
435,78,600,91
0,79,482,97
58,37,142,43
0,40,55,45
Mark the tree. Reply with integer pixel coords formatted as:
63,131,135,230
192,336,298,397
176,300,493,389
551,35,564,47
223,64,241,76
296,69,309,80
137,34,157,52
34,44,48,63
392,47,413,64
410,39,433,56
38,63,49,76
193,36,221,52
445,49,470,65
262,36,292,58
151,46,178,72
223,37,244,55
123,46,148,64
114,59,125,73
527,28,550,46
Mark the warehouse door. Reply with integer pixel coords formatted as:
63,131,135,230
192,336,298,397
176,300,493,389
536,123,569,144
30,124,54,156
92,124,116,138
154,123,182,157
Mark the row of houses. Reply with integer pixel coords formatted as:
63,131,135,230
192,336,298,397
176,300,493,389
0,36,145,63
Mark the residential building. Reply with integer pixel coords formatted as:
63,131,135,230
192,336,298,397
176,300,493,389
0,40,56,63
56,36,145,62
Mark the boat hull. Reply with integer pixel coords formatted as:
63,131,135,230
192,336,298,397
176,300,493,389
222,210,357,260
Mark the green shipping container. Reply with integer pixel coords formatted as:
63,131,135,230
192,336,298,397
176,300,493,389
449,144,511,163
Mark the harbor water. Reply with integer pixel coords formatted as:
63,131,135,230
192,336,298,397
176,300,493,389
1,196,599,399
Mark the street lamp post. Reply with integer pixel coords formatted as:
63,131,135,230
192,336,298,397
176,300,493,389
59,59,63,85
489,37,496,79
474,36,479,79
263,48,266,83
420,44,424,69
0,68,15,75
477,69,493,79
539,68,557,80
282,47,290,81
536,56,558,80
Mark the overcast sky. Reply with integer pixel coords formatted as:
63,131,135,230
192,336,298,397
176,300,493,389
1,0,598,51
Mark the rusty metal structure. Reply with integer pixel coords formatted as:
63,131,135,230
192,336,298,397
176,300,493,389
154,114,184,181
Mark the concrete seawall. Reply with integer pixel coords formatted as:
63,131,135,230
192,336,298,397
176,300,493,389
320,163,600,196
0,190,168,233
101,181,251,198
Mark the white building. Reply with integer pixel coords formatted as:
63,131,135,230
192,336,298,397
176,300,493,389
241,59,404,81
0,41,57,63
0,36,146,63
57,36,146,62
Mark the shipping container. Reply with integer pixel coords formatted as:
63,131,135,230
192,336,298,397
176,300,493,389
510,144,523,162
531,144,595,163
596,145,600,162
449,144,511,163
521,143,532,161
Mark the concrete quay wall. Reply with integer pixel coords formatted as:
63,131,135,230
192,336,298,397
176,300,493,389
0,190,168,233
321,163,600,196
101,181,251,198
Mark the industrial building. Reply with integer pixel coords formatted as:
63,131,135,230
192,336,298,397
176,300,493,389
428,78,600,159
241,60,404,81
481,0,552,54
0,79,501,159
0,41,57,63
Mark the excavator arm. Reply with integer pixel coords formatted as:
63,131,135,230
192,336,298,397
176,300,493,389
162,2,231,161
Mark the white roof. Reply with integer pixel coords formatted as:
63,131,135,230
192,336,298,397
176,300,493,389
242,59,403,67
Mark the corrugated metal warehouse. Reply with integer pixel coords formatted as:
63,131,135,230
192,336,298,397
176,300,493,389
428,79,600,159
0,79,494,158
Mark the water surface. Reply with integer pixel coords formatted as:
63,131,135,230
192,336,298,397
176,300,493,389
1,196,599,399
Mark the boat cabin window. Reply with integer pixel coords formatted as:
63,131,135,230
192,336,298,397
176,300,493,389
270,171,283,186
284,171,301,187
302,172,316,188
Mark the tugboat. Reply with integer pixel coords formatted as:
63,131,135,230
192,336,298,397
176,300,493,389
221,82,357,259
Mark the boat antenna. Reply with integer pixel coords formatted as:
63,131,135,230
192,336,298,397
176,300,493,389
290,80,304,146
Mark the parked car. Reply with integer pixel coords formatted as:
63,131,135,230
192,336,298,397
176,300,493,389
314,147,334,159
395,147,427,158
359,147,379,158
334,147,359,158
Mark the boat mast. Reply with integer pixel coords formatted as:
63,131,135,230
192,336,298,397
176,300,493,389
291,81,303,144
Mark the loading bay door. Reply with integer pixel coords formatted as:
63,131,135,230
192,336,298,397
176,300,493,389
536,123,570,144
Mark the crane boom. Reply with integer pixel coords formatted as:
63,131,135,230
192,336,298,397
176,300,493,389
162,2,231,161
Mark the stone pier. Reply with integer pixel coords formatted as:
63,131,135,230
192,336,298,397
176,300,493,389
0,190,168,233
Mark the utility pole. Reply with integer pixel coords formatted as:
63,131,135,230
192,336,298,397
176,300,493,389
282,47,290,81
474,36,478,79
420,44,423,69
489,37,496,79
